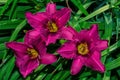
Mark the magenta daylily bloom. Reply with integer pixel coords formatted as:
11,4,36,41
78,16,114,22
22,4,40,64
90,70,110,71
6,30,57,77
25,3,73,45
57,24,108,75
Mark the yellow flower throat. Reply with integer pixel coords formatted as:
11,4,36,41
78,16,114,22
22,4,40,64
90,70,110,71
27,48,38,59
77,42,89,55
47,21,58,32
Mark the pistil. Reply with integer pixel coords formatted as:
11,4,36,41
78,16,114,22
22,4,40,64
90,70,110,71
27,48,38,59
47,21,58,32
77,42,89,55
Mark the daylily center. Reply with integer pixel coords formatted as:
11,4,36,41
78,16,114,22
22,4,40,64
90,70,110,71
47,21,58,32
77,42,89,55
27,48,38,59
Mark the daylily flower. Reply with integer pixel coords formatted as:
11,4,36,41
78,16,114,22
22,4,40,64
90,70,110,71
57,24,108,75
25,3,73,45
6,30,57,77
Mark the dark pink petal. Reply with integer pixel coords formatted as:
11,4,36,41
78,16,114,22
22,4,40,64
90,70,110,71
78,29,89,41
46,3,56,16
88,24,100,40
25,12,48,29
67,26,78,36
66,26,80,41
39,29,49,41
16,56,39,77
57,41,76,59
85,50,105,73
6,42,27,56
41,54,57,64
15,53,29,67
53,8,71,28
60,27,75,41
24,30,41,45
71,58,84,75
46,33,60,45
35,41,47,56
95,40,108,51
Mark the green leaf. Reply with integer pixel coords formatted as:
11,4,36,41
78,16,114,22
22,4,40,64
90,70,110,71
59,71,70,80
103,71,111,80
9,0,18,19
106,56,120,70
0,0,13,17
102,13,113,40
0,57,15,80
79,72,92,78
102,40,120,56
0,20,22,30
10,71,20,80
71,0,89,16
116,18,120,41
79,4,112,22
44,74,53,80
0,0,8,3
0,36,10,43
9,19,26,41
0,43,6,51
34,73,47,80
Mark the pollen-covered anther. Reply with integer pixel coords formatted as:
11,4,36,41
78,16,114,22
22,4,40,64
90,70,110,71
77,42,89,55
47,21,58,32
27,48,38,59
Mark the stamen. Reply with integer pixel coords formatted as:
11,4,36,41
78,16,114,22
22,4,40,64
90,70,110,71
77,42,89,55
27,48,38,59
47,21,58,32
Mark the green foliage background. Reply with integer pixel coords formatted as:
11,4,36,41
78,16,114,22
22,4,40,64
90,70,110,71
0,0,120,80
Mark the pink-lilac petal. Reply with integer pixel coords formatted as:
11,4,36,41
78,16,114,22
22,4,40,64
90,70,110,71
78,30,89,41
71,58,84,75
57,41,76,59
85,50,105,73
65,26,79,41
60,27,75,41
6,42,27,54
46,33,60,45
18,58,39,77
24,30,42,45
35,41,47,56
88,24,100,40
25,12,48,29
66,26,78,36
46,3,56,16
15,53,29,67
58,51,76,59
53,8,71,28
57,41,76,52
95,40,108,51
41,54,57,64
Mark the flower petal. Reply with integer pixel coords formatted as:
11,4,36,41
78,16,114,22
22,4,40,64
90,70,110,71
35,40,47,56
71,58,84,75
41,53,57,64
57,41,76,59
78,29,89,42
25,12,48,29
24,30,41,45
16,57,39,77
6,42,28,57
53,8,71,28
88,24,100,40
46,33,60,45
96,40,108,51
85,50,105,73
60,27,75,41
46,3,56,16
